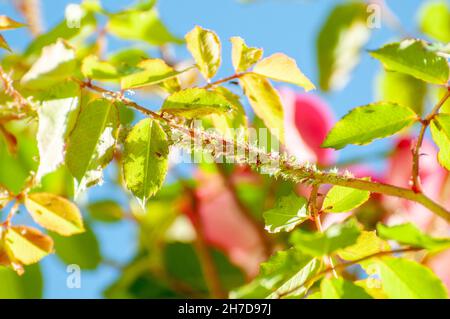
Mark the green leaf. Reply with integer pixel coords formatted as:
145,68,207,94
0,16,26,30
25,193,85,236
322,185,370,213
317,2,370,91
161,88,233,118
107,8,182,46
240,73,284,143
123,118,169,206
208,87,248,138
430,114,450,170
322,102,418,149
66,98,119,195
231,248,321,299
52,224,101,270
377,223,450,252
0,264,43,298
370,39,450,85
25,10,96,56
263,193,309,233
88,200,124,223
185,26,221,80
290,218,361,257
21,40,77,89
36,82,81,181
377,70,427,116
164,243,245,293
0,129,38,194
320,278,373,299
419,0,450,43
109,48,149,71
230,36,263,73
121,58,185,90
268,258,321,299
253,53,315,91
338,231,389,261
372,257,448,299
81,55,121,80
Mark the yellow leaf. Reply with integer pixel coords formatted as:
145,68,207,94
3,226,54,266
231,36,263,72
253,53,315,91
0,34,11,52
240,73,285,143
0,16,26,31
185,25,221,80
25,193,85,236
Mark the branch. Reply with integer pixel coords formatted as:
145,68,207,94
275,247,422,299
309,184,338,278
0,65,33,114
412,88,450,192
78,80,450,224
203,73,247,89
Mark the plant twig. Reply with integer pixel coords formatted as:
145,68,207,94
412,88,450,193
78,80,450,224
309,184,338,278
203,73,247,89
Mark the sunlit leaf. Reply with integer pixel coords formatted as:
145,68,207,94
231,248,320,299
377,223,450,252
66,99,119,194
230,36,263,73
21,40,77,89
185,26,221,80
121,58,185,90
322,185,370,213
320,278,373,299
240,73,284,143
263,193,309,233
162,88,233,118
24,10,96,56
253,53,315,91
25,193,84,236
290,218,360,257
322,102,418,149
107,8,182,46
338,231,389,261
370,39,450,85
268,258,321,299
317,2,370,91
377,70,427,116
81,55,121,80
36,82,81,181
372,257,448,299
123,118,169,206
3,226,54,265
430,114,450,170
419,0,450,43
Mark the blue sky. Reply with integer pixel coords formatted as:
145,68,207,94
0,0,427,298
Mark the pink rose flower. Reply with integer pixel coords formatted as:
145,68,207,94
280,88,336,166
